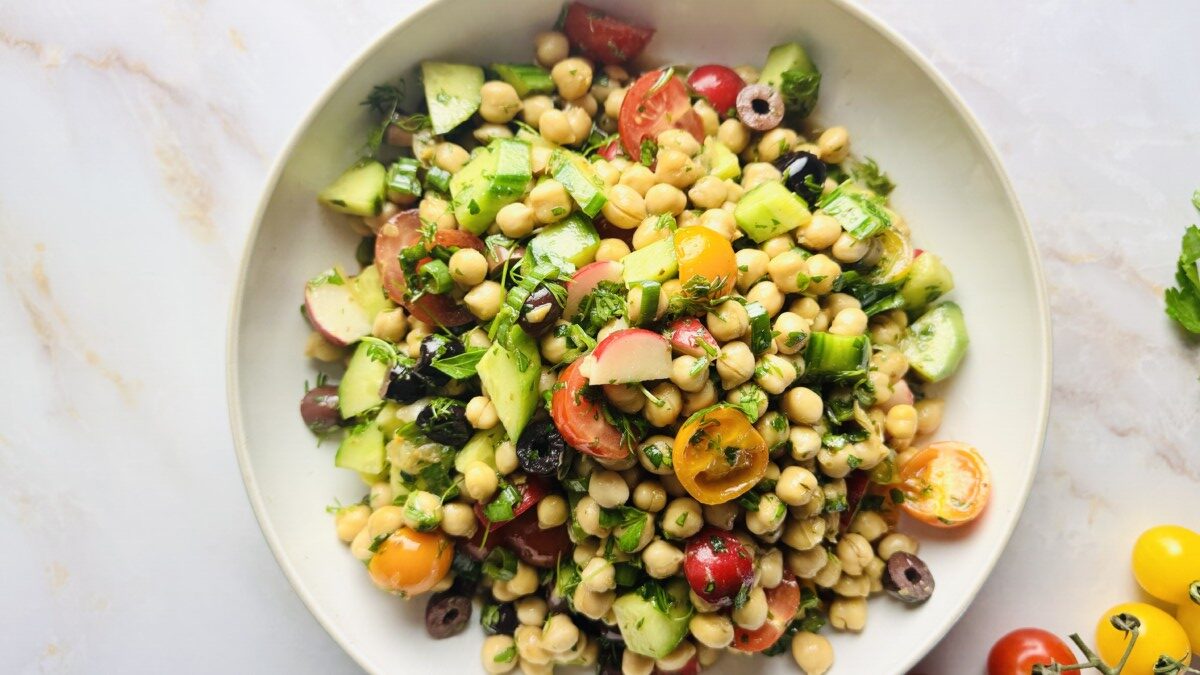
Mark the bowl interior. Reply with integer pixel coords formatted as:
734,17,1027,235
229,0,1050,672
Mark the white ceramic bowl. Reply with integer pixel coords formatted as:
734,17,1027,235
228,1,1051,672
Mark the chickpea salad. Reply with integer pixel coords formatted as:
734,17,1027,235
299,4,992,674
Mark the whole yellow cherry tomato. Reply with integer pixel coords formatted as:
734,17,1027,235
1131,525,1200,605
368,526,453,598
1094,602,1191,673
674,225,736,297
1178,599,1200,655
673,404,767,505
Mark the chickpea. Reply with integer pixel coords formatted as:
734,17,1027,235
514,624,551,664
790,296,821,320
645,183,688,216
402,491,443,532
465,280,505,320
782,387,823,425
865,556,887,593
606,382,645,414
304,331,345,362
791,632,834,675
371,307,408,342
539,323,570,364
757,128,800,162
692,99,720,136
643,382,683,428
631,482,666,513
800,254,841,295
334,504,370,543
581,556,616,593
538,108,575,145
885,404,918,441
716,341,755,389
588,470,630,508
754,354,797,395
442,502,477,538
689,613,734,649
534,31,569,66
419,193,456,230
479,82,523,125
830,232,871,263
747,493,787,535
848,510,889,542
530,145,553,175
756,411,790,451
655,642,697,673
527,179,572,224
465,395,499,430
683,380,718,415
565,92,599,117
655,148,701,189
574,495,610,537
732,586,769,629
514,597,548,628
601,184,647,229
618,163,656,196
661,498,703,539
693,208,734,241
785,546,829,579
759,548,785,589
572,585,615,620
594,237,630,262
449,248,489,287
828,597,867,631
495,440,519,475
482,634,518,674
433,142,470,175
551,57,593,101
496,202,536,239
635,435,674,475
817,446,854,479
622,651,655,675
812,554,843,588
706,299,749,341
735,248,769,292
717,118,750,153
915,398,945,435
565,106,593,144
817,126,850,164
763,249,807,294
670,355,709,393
537,494,568,530
368,481,394,510
474,123,514,144
775,466,820,506
773,312,811,355
747,281,786,318
653,128,699,158
836,533,874,577
797,212,843,251
642,539,685,578
829,307,868,336
604,86,627,119
869,315,904,346
741,162,782,191
522,95,554,128
726,383,767,421
877,533,919,560
464,460,499,501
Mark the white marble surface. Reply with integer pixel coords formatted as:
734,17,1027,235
2,1,1198,673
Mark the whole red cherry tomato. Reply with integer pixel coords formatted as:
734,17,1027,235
687,65,746,117
683,527,754,608
987,628,1077,675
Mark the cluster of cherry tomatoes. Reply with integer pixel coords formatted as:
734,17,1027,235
988,525,1199,674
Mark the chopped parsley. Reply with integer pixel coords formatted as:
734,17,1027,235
1164,196,1200,333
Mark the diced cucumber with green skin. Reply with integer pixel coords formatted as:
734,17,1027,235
335,419,386,475
376,402,404,439
527,213,600,268
477,327,541,441
901,302,968,382
613,580,694,658
421,62,484,135
760,42,817,91
734,181,812,242
803,332,870,380
454,426,506,473
550,150,607,217
699,137,740,180
318,160,387,216
450,138,532,234
338,343,390,418
622,238,678,285
634,281,661,326
745,301,772,354
900,252,955,311
491,63,555,97
819,183,892,239
351,265,394,321
760,42,821,119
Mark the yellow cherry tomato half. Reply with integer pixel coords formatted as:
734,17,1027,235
368,526,453,597
1176,599,1200,655
1131,525,1200,605
1095,602,1191,673
869,227,914,284
673,404,768,505
674,225,737,297
897,441,992,528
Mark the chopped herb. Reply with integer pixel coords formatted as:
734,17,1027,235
640,138,658,167
890,488,906,505
430,348,486,379
1164,211,1200,332
675,511,689,527
493,645,517,663
846,454,863,469
732,584,751,610
483,547,519,581
778,67,821,119
482,482,521,523
850,157,895,197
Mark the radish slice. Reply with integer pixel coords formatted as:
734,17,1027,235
565,260,624,318
585,328,672,384
304,267,371,346
668,318,719,357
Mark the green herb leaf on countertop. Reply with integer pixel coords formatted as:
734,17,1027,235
1164,193,1200,333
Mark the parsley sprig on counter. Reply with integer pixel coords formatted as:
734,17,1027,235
1163,190,1200,333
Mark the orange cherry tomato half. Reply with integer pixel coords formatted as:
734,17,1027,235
898,442,992,527
732,573,801,653
367,526,453,597
674,226,737,296
673,405,768,505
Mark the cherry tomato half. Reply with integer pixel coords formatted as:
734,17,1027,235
620,69,705,159
374,209,483,326
732,573,801,653
550,359,631,460
683,527,755,608
562,2,655,66
686,65,745,117
473,476,549,535
1095,603,1191,674
986,628,1077,675
898,441,991,527
674,226,737,297
673,405,768,505
1131,525,1200,605
367,526,453,597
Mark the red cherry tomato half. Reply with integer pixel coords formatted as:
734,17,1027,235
473,477,549,534
684,527,755,608
562,2,655,65
374,210,483,326
598,139,624,161
654,657,700,675
550,359,631,460
686,65,746,117
620,69,705,159
839,470,871,533
732,573,801,653
987,628,1078,675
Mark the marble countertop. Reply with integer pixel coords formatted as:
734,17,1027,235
2,0,1198,672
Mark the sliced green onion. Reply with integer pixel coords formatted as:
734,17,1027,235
420,259,453,294
386,158,423,199
425,166,452,193
635,281,661,326
746,301,772,354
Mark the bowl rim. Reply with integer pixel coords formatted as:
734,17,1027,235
226,1,1052,672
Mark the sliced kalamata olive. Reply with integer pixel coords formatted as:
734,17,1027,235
299,385,341,434
417,397,472,446
380,362,427,403
486,241,525,276
516,420,568,475
425,592,472,639
575,614,625,643
683,527,755,608
416,334,465,387
517,284,564,338
503,511,572,569
774,151,827,206
736,84,785,132
480,602,518,635
883,551,935,604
